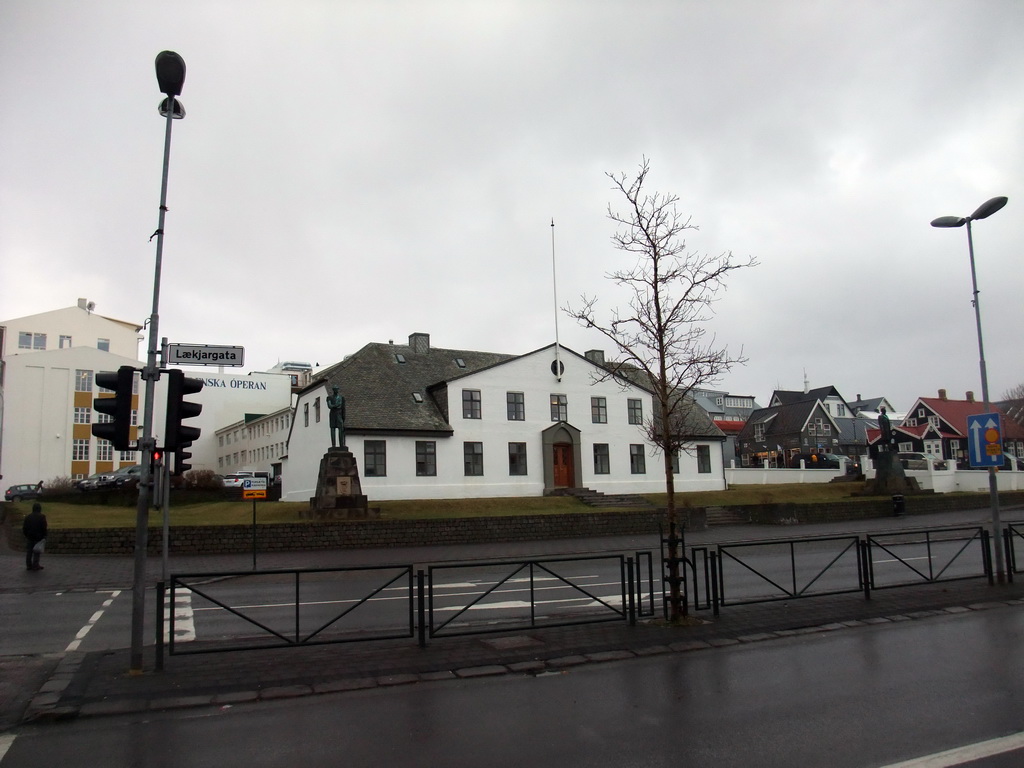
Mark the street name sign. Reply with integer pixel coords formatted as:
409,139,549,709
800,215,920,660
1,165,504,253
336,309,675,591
167,344,245,367
967,412,1003,468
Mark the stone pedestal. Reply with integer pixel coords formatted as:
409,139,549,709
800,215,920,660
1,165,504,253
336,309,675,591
309,448,377,519
857,450,922,496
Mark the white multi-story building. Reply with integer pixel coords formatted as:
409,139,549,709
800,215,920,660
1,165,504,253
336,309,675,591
1,300,145,484
180,372,293,472
215,407,292,478
0,300,294,484
282,333,726,502
1,298,144,360
2,347,145,485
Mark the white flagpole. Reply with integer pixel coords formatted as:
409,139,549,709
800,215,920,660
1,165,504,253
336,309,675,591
551,218,562,382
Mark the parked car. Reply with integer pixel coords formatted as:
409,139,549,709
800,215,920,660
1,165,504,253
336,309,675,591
75,472,108,491
90,464,143,489
5,483,42,502
898,453,947,470
221,473,250,488
790,452,845,469
107,464,142,487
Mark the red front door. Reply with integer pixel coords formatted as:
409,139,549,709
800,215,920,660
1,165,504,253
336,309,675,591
553,443,574,488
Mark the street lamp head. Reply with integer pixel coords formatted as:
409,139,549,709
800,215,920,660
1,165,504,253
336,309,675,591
930,215,966,228
970,196,1008,221
158,97,185,119
155,51,186,97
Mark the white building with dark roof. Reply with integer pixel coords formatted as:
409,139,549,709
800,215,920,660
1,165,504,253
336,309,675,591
282,333,726,502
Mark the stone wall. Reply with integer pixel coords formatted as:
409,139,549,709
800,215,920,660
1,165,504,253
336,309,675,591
5,491,1023,555
746,491,1024,525
4,509,681,555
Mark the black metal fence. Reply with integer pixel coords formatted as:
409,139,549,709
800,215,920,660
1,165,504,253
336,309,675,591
426,553,649,640
161,564,415,658
154,521,1009,662
1003,522,1024,578
158,551,654,662
715,535,864,608
684,524,993,616
865,526,990,590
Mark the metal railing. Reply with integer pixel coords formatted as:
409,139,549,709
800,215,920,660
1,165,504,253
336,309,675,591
161,564,414,658
685,524,994,615
153,521,1005,661
157,551,654,662
713,535,863,609
865,526,990,590
426,553,646,640
1003,522,1024,579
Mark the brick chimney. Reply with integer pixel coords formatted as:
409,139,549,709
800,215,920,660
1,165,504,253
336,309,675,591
409,333,430,355
938,389,947,400
966,391,975,403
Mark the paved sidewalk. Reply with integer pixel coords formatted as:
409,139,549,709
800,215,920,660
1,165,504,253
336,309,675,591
4,506,1024,728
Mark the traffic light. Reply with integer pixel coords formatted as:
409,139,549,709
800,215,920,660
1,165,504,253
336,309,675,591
174,441,193,476
151,450,164,509
92,366,136,451
164,369,204,450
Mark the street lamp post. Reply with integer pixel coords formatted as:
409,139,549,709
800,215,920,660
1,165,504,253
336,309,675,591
129,51,186,673
931,195,1009,583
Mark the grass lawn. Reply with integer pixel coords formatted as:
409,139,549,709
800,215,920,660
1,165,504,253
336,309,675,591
2,484,879,529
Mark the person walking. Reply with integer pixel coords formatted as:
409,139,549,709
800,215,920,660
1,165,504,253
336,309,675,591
22,502,47,571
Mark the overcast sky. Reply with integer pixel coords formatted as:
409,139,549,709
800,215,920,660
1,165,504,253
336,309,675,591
2,0,1022,414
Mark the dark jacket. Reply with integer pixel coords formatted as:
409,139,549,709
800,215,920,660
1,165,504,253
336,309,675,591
22,510,47,543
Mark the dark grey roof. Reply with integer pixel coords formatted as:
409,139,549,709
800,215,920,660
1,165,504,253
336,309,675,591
312,341,514,434
666,400,726,439
771,386,843,406
849,396,885,413
739,401,818,440
598,362,724,439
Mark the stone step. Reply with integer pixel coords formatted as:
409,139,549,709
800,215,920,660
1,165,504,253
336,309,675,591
553,487,655,509
705,506,750,526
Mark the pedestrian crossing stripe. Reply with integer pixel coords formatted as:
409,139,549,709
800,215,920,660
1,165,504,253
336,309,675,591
164,587,195,643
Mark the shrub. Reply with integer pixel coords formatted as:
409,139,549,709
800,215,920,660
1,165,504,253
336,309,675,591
41,476,76,495
183,469,222,490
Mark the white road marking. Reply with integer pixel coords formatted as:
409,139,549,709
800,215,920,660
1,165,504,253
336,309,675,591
165,588,195,642
65,590,121,652
879,730,1024,767
0,733,16,762
189,579,626,613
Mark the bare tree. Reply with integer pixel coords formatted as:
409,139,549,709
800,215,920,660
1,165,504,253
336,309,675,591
1000,383,1024,427
1002,383,1024,402
566,158,757,622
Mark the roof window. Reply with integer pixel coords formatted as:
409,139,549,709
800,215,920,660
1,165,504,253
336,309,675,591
395,354,406,364
412,393,424,403
455,358,466,368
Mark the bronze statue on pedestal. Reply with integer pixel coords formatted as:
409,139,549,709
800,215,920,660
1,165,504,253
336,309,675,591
327,385,346,449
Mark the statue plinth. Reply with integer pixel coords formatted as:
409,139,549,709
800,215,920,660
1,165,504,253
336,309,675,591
309,447,377,519
856,449,922,497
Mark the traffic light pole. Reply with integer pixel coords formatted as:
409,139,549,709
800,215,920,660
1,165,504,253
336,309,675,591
130,84,178,674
